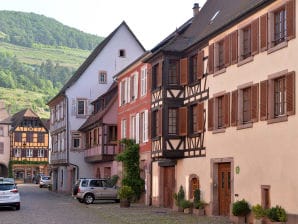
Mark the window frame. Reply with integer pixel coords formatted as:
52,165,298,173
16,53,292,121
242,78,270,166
168,59,179,85
168,108,178,135
26,149,33,158
71,132,82,150
98,71,107,84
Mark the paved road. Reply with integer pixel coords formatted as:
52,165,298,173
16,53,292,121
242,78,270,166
0,184,232,224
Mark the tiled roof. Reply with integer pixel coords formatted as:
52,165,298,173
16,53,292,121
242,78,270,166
153,0,274,53
10,108,45,130
47,21,145,106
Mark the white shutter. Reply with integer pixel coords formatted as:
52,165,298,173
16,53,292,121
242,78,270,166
71,98,76,116
127,77,130,103
119,81,122,106
134,72,139,99
136,113,140,144
144,67,147,95
144,110,148,142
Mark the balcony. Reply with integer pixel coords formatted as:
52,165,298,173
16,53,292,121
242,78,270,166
50,151,67,165
84,145,118,163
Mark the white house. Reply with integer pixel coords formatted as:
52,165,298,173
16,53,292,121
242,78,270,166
47,21,146,193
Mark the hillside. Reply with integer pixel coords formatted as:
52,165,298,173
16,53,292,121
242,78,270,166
0,10,104,50
0,11,105,118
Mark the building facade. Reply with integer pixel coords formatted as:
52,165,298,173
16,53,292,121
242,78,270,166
10,109,49,183
115,53,152,205
0,101,11,177
146,0,297,222
47,21,146,193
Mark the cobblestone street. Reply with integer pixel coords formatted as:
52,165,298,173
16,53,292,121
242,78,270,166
0,184,233,224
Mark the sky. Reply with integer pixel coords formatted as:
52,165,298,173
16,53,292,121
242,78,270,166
0,0,207,50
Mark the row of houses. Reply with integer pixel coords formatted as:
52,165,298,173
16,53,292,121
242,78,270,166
0,103,50,182
46,0,298,222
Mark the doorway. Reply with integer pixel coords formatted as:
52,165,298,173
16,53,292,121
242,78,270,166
218,163,231,216
162,166,175,208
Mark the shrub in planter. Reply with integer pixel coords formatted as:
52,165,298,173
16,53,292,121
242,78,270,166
181,199,193,214
118,185,134,207
252,204,266,219
232,199,251,217
266,205,287,222
173,185,185,211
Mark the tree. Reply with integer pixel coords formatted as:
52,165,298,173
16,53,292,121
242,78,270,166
116,139,144,200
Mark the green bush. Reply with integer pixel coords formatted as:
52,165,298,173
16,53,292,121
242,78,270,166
266,205,287,222
232,199,251,217
180,199,193,209
173,185,185,208
117,185,134,201
252,204,266,219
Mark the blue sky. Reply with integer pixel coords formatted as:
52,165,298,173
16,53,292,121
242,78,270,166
0,0,207,49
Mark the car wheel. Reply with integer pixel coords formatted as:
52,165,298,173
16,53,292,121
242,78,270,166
77,198,84,203
115,199,120,203
84,194,94,204
15,205,20,210
39,185,42,188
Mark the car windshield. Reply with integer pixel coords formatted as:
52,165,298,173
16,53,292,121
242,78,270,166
0,184,15,191
42,176,51,180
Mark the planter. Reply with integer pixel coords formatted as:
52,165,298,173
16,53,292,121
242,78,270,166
231,216,246,224
120,199,130,208
183,207,193,214
193,208,205,216
253,219,263,224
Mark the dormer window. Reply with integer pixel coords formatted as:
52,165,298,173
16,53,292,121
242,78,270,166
119,49,126,57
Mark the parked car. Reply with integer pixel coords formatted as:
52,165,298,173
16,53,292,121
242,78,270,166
0,179,20,210
33,174,44,184
39,176,51,188
73,178,119,204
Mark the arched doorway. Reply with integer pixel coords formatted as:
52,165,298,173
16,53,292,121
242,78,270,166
0,163,8,177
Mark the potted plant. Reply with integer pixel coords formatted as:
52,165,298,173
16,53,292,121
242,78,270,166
266,205,287,223
252,204,266,224
181,199,193,214
193,189,205,216
232,199,251,224
173,185,185,212
118,185,134,208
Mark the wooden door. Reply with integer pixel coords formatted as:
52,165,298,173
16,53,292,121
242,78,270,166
218,163,231,216
163,167,175,208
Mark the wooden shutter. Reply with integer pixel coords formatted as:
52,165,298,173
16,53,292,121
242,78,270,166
286,0,295,40
223,93,230,127
286,71,295,115
180,57,188,85
157,109,162,136
230,31,238,64
224,35,231,67
197,50,204,80
260,80,268,120
251,83,259,122
260,14,268,52
197,103,204,133
208,98,214,131
119,81,122,106
147,66,152,92
208,44,214,74
157,62,162,87
251,19,259,56
179,107,187,136
231,90,238,126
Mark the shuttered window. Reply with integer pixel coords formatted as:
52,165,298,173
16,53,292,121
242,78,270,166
209,93,230,131
152,110,161,137
180,58,188,85
260,14,268,51
190,104,198,134
197,50,204,79
260,71,295,122
208,44,214,74
168,108,178,135
168,60,179,85
230,31,238,64
152,63,161,90
216,40,225,71
179,107,187,136
189,55,198,83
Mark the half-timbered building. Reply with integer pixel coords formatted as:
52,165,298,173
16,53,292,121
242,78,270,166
10,108,49,183
115,52,152,205
146,0,298,222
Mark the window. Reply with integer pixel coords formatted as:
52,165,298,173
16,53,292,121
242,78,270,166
260,71,295,122
120,78,130,105
0,142,3,154
15,132,22,142
119,49,126,57
242,87,252,123
37,133,45,143
189,177,200,199
168,109,177,135
26,132,33,143
274,7,287,46
26,149,33,157
242,26,251,59
38,149,44,157
14,148,21,157
215,40,225,71
168,60,179,85
141,66,147,96
99,71,107,84
261,185,271,209
121,119,127,139
108,126,117,143
140,110,148,143
130,73,138,101
0,127,3,136
208,93,230,131
51,108,55,124
77,99,86,115
152,63,162,90
189,55,198,83
274,76,286,116
130,115,136,140
72,132,81,149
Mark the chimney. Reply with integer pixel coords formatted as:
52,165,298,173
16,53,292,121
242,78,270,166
193,3,200,16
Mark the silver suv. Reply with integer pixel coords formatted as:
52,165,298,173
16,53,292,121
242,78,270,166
73,178,119,204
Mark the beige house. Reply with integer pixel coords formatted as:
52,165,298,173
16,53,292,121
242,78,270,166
0,101,11,177
147,0,297,222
